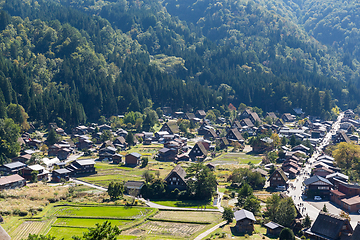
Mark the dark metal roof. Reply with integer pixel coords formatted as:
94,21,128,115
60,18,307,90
53,169,71,174
3,161,26,169
234,209,256,222
75,159,96,166
304,175,333,186
264,221,284,230
128,152,141,158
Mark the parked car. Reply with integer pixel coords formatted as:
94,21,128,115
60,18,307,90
314,196,322,201
276,186,286,191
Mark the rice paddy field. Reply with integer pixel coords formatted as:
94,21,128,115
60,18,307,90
5,203,221,239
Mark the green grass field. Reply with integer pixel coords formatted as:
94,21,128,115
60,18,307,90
54,206,152,218
47,227,86,239
151,200,217,209
53,218,131,228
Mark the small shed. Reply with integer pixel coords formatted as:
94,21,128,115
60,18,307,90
264,221,284,236
124,181,145,196
234,209,256,233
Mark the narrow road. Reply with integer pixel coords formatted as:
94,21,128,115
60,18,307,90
70,178,107,191
287,112,344,222
193,221,227,240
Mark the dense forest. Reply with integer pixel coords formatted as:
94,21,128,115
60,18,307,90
0,0,360,126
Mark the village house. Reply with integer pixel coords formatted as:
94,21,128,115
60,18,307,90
266,112,277,121
0,162,27,175
251,168,268,178
330,182,360,213
240,118,254,128
66,159,96,176
281,113,295,122
333,131,351,144
57,148,72,160
124,181,145,196
12,154,32,163
217,137,229,150
226,128,244,143
264,221,284,237
112,154,123,164
195,110,206,119
116,128,128,138
269,168,288,188
98,124,111,132
113,136,127,149
159,121,180,135
76,136,93,150
125,152,142,167
164,165,187,191
234,209,256,233
198,122,212,135
304,175,333,197
344,109,355,119
52,168,71,182
252,137,273,153
158,148,178,161
231,120,242,130
304,211,353,240
292,144,310,155
326,172,349,186
313,166,334,178
239,109,252,119
183,113,196,121
275,118,284,126
249,112,261,125
48,144,61,156
22,164,49,181
189,142,208,161
72,125,88,135
0,174,26,190
203,128,218,140
26,139,42,149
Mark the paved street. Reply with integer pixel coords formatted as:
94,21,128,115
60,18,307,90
285,112,360,226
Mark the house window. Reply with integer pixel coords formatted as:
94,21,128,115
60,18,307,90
278,178,282,180
318,186,329,190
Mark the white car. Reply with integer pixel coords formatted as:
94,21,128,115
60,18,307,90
314,196,322,201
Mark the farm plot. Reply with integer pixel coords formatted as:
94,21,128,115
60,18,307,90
11,220,51,240
123,221,207,238
53,218,131,228
54,206,153,219
211,152,262,165
47,226,86,239
152,211,222,223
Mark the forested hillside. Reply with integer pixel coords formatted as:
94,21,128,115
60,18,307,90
0,0,360,126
